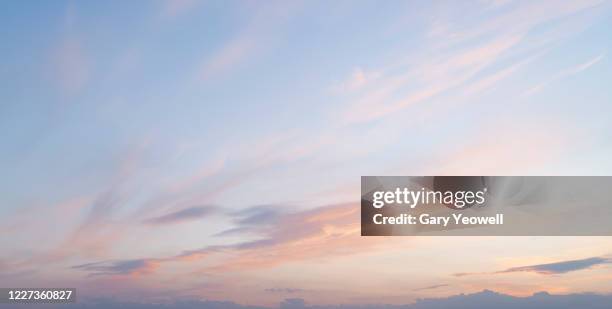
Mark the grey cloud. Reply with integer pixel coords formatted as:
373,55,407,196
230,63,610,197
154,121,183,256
144,206,217,225
498,256,611,275
453,272,481,277
179,203,355,260
213,226,253,237
177,236,281,260
413,284,449,291
214,205,284,237
72,259,158,276
234,205,282,226
175,237,280,260
455,256,611,277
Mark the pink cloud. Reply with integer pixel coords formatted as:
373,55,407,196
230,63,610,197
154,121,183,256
176,203,398,274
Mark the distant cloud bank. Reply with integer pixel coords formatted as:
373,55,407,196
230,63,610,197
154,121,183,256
24,290,612,309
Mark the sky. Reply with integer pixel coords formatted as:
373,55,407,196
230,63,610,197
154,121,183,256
1,0,612,307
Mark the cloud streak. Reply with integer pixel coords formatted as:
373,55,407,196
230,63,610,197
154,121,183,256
522,53,605,96
413,284,449,292
144,206,218,225
196,2,302,81
339,0,605,124
73,259,160,276
176,202,374,272
455,256,612,277
73,202,395,277
497,256,612,275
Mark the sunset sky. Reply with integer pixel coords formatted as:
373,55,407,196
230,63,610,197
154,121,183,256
1,0,612,307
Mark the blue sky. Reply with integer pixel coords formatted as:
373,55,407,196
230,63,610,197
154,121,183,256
1,0,612,306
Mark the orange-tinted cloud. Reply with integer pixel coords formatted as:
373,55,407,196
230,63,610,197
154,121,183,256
73,202,397,277
180,203,396,274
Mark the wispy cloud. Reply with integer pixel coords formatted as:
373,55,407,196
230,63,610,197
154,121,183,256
74,202,393,277
177,203,372,272
418,121,573,176
461,54,537,96
198,35,258,81
212,205,282,236
332,67,381,93
197,2,302,81
53,5,89,97
497,256,612,275
523,53,605,96
413,284,449,291
73,259,160,276
339,1,605,124
54,37,89,97
455,256,612,277
340,34,525,123
4,1,612,304
34,142,151,264
144,206,218,225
